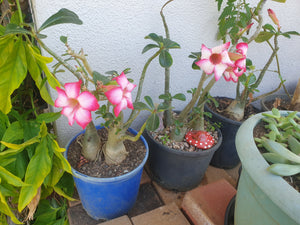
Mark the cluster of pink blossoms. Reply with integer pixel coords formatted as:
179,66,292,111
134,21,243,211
195,42,248,82
55,72,135,129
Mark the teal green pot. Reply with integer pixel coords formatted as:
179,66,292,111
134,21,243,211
235,111,300,225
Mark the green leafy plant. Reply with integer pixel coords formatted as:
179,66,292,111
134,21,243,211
255,108,300,177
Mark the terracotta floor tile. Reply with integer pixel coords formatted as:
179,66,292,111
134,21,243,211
204,166,237,187
131,202,190,225
97,216,132,225
181,179,236,225
152,181,185,207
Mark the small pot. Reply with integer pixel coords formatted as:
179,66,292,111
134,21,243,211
65,126,148,220
144,127,222,192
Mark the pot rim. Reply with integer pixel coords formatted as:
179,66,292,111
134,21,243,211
236,111,300,221
64,125,149,183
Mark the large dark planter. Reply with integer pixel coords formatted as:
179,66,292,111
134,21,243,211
65,126,148,220
204,101,242,169
235,111,300,225
144,127,222,191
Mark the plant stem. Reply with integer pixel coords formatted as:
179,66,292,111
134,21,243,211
128,49,162,121
36,39,83,81
15,0,23,26
160,0,174,127
178,71,207,121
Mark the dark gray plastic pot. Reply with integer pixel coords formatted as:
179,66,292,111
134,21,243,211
144,128,222,192
204,102,242,169
260,94,292,111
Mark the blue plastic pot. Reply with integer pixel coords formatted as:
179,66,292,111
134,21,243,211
65,126,148,220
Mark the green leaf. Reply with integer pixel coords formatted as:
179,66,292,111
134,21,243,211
159,93,171,101
93,71,110,85
163,38,180,49
26,44,55,106
146,114,160,131
60,36,68,44
0,166,26,187
144,96,154,109
39,8,83,32
144,33,162,44
0,36,27,114
262,152,289,164
4,23,32,36
36,112,61,124
255,31,274,43
262,139,300,164
271,0,286,2
288,135,300,155
0,25,5,35
142,44,159,54
268,164,300,176
132,102,150,111
0,192,22,224
159,50,173,68
173,93,186,101
30,47,60,89
1,121,24,151
263,24,276,33
18,137,52,211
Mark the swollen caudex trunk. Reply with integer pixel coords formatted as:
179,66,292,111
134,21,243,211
224,100,246,121
82,122,101,161
104,127,128,165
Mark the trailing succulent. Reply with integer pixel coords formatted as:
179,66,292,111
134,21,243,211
255,108,300,176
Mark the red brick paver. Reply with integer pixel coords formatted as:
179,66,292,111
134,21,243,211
181,179,236,225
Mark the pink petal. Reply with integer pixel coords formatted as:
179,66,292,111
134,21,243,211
236,42,248,55
214,63,228,81
105,88,123,105
197,59,214,74
114,99,127,117
200,44,211,59
223,71,231,82
124,92,134,109
74,108,92,129
61,106,76,126
55,87,69,108
211,42,230,54
220,51,234,66
126,82,136,92
115,72,129,90
64,80,82,98
77,91,99,111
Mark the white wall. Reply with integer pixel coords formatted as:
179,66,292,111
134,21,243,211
31,0,300,146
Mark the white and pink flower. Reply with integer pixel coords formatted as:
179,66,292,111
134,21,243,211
224,42,248,82
55,80,99,129
195,42,234,81
104,72,136,117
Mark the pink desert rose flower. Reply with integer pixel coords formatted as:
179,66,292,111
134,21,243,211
55,80,99,129
224,42,248,82
195,42,234,81
104,72,136,117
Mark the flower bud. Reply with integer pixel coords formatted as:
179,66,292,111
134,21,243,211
268,9,281,30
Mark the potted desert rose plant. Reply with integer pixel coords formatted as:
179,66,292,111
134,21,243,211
136,0,251,191
235,108,300,224
1,5,165,221
204,0,300,168
33,9,166,221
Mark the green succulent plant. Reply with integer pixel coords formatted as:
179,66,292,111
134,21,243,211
255,108,300,176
